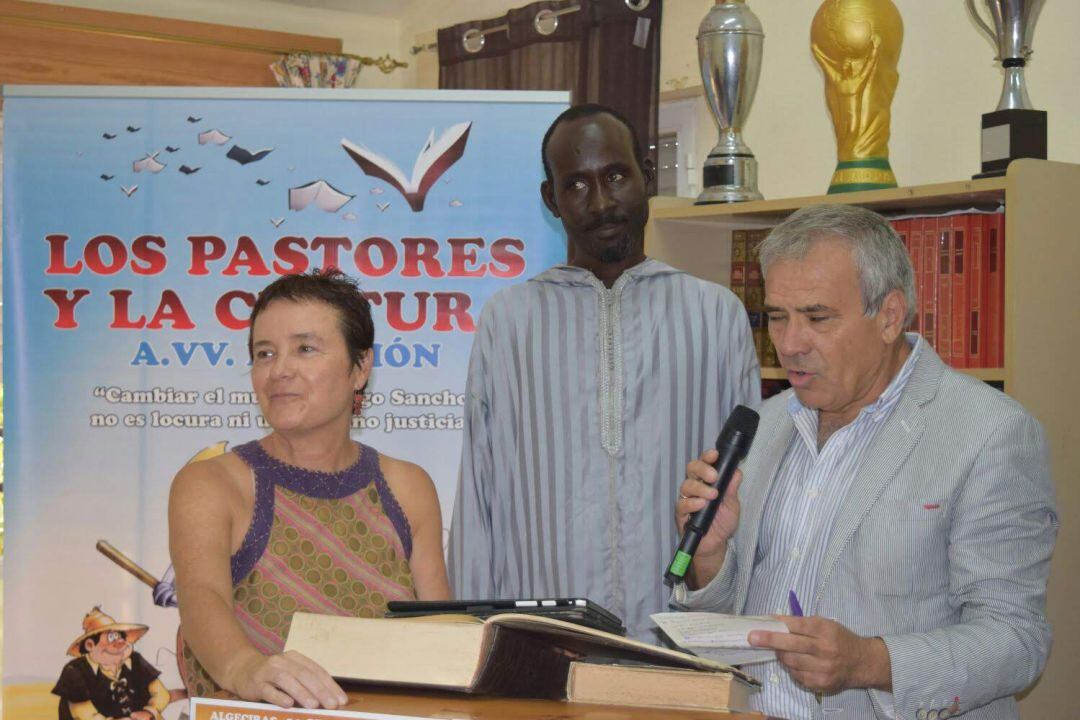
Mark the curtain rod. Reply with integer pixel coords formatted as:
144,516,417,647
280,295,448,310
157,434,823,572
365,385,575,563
408,0,648,55
0,12,408,73
410,2,582,55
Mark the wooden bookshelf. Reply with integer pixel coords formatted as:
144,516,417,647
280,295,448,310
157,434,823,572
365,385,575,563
648,173,1018,385
645,159,1080,718
760,367,1004,382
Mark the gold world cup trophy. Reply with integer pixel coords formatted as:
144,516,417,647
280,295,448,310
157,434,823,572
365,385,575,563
811,0,903,193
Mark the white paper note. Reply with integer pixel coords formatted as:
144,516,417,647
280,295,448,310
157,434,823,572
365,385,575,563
651,612,789,665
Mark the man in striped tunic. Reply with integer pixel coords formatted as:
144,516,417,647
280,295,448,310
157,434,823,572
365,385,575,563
448,104,761,642
674,204,1057,719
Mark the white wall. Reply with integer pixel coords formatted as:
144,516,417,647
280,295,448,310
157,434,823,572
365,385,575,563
31,0,409,88
37,0,1079,193
661,1,1079,199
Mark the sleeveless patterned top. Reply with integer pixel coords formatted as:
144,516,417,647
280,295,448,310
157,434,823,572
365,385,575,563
180,440,416,697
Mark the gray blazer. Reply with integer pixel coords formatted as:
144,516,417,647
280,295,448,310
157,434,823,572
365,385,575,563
674,345,1058,719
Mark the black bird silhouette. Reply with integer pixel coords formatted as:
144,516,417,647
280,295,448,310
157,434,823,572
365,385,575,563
126,126,141,133
165,145,181,153
256,179,271,186
102,133,117,140
226,145,274,165
179,165,201,175
100,174,114,181
186,116,202,123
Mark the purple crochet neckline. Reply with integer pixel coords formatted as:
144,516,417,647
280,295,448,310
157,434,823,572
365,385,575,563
241,440,369,498
228,439,413,584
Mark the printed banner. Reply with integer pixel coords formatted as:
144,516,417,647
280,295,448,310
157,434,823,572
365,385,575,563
190,697,416,720
2,87,567,718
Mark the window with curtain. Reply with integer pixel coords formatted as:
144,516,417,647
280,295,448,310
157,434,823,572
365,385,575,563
437,0,662,194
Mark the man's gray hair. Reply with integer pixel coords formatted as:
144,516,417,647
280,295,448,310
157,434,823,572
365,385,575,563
758,204,916,327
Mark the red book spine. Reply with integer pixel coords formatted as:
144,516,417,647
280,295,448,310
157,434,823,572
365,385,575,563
893,218,910,252
921,218,938,351
936,218,953,364
968,215,987,367
908,218,923,337
950,214,970,369
892,219,915,332
986,213,1005,368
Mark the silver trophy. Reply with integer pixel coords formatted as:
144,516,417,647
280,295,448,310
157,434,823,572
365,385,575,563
696,0,764,204
966,0,1048,176
966,0,1046,110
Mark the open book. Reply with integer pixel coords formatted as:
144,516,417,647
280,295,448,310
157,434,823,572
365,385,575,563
340,122,471,212
652,612,789,665
285,611,758,701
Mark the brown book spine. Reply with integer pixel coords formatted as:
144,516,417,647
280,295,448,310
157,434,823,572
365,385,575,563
746,228,770,366
730,228,748,304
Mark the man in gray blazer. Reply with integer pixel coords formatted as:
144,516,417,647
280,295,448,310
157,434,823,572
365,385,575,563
672,204,1057,719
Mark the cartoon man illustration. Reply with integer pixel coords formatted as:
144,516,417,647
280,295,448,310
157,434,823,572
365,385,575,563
52,607,171,720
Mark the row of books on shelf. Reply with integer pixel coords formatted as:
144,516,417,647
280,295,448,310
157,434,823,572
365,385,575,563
892,212,1005,368
731,227,777,369
730,212,1006,370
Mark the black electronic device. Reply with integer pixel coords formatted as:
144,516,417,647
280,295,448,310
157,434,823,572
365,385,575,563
384,597,626,636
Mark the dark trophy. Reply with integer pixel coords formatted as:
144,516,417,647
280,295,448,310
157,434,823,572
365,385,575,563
696,1,764,204
966,0,1047,178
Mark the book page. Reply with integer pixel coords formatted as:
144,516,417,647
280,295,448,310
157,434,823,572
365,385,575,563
485,612,754,683
651,612,789,665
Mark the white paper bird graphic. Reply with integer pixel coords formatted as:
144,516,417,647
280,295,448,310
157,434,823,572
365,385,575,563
288,180,354,213
198,129,232,145
133,153,166,173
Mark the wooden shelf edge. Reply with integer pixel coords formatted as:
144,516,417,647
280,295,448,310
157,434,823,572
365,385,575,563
652,177,1008,222
760,367,1004,382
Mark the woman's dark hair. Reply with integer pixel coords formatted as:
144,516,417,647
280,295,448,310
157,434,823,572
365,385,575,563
247,269,375,368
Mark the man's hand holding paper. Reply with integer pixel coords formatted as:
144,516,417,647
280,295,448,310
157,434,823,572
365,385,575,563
652,612,788,666
748,615,892,695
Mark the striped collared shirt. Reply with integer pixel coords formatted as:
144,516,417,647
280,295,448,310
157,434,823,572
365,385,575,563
449,258,761,641
743,334,923,718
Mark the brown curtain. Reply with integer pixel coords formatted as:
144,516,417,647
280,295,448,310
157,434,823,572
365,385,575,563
438,0,662,193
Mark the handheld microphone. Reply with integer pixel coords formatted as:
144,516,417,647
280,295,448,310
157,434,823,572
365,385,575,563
664,405,759,586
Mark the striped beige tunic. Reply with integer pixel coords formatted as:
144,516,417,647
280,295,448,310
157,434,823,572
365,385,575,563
449,259,761,641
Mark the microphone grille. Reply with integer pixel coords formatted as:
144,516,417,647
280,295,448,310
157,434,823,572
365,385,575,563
726,404,760,440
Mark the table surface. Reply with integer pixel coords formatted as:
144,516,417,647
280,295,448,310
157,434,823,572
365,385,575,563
339,686,777,720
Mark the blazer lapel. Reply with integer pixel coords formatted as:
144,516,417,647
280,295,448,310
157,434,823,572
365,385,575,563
813,345,945,608
736,400,795,612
